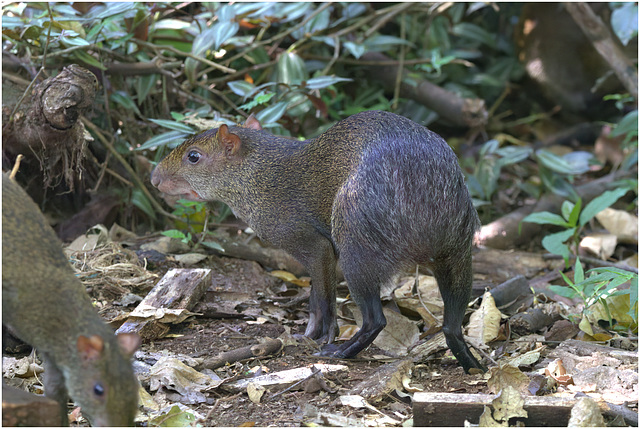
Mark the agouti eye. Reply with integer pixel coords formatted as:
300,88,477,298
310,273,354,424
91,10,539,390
186,150,201,164
93,383,105,396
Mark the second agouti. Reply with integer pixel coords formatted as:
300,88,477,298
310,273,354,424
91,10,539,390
2,174,140,426
152,110,484,372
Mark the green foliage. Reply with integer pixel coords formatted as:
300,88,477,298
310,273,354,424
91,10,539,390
550,257,638,331
523,188,630,265
3,2,636,231
161,229,192,244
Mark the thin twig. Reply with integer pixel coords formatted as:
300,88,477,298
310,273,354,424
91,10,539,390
543,254,639,274
264,368,322,402
134,39,236,74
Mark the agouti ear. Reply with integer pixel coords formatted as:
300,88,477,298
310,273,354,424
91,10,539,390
244,113,262,130
116,333,141,358
77,335,105,361
217,124,242,157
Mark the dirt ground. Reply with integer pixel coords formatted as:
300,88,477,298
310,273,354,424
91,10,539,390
3,229,636,427
128,251,486,427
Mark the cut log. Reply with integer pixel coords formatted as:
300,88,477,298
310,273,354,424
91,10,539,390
413,392,576,426
2,384,61,427
115,268,211,340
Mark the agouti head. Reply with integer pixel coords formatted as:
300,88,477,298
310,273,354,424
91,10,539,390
2,174,141,426
151,115,263,202
66,333,140,426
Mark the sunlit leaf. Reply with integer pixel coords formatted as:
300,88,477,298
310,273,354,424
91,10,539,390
305,76,352,90
136,131,190,151
256,102,289,124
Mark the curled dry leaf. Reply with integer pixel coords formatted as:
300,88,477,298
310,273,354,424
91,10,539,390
247,382,266,404
596,208,638,244
487,363,530,394
467,291,502,345
579,233,617,260
492,385,528,421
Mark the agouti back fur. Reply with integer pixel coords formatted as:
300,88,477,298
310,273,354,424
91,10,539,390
2,174,139,426
152,110,484,372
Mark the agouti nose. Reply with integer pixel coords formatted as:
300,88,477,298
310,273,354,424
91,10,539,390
150,167,162,187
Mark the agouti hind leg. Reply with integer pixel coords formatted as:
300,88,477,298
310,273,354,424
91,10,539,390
433,252,485,372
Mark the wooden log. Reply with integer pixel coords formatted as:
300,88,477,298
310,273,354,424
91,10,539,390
413,392,576,426
115,268,211,340
2,384,61,427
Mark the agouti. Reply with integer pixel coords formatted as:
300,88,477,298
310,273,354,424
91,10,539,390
2,174,140,426
152,110,484,372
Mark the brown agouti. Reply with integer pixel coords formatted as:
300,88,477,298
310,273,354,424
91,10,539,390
152,110,484,372
2,174,140,426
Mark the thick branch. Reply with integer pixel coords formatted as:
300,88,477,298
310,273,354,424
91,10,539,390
361,52,487,128
564,3,638,101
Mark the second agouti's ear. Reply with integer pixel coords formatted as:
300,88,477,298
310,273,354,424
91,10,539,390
77,335,105,361
244,114,262,130
217,124,242,157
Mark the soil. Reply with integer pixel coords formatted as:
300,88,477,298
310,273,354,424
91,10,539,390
117,245,486,427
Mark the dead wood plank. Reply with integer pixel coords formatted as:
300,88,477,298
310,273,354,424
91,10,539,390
116,268,211,340
2,384,61,427
413,392,576,427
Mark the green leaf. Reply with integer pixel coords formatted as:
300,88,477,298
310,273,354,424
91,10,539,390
344,41,366,59
363,34,413,52
567,198,582,228
201,241,225,252
136,131,190,151
228,80,256,97
541,228,575,259
239,92,276,110
161,229,188,240
149,404,196,427
451,22,497,49
561,200,575,223
148,119,196,133
610,110,638,140
536,149,591,175
73,50,107,70
305,76,352,90
276,51,308,84
611,3,638,46
136,74,157,104
211,21,239,50
111,91,141,115
496,146,532,166
578,188,629,226
131,188,156,220
574,257,584,284
256,101,289,124
549,285,578,299
522,211,571,227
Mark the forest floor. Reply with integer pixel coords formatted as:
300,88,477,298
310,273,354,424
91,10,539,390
3,227,637,427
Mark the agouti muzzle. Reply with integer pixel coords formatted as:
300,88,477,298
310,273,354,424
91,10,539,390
2,174,140,426
152,110,484,372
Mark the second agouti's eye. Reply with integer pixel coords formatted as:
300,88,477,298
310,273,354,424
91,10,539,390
186,150,201,164
93,383,105,396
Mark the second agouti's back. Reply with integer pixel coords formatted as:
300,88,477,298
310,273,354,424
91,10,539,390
152,110,484,372
2,174,139,426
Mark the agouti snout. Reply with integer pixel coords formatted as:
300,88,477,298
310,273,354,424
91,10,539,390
152,110,484,372
2,174,140,426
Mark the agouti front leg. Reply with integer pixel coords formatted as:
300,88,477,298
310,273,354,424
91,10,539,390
287,234,339,343
317,244,388,358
